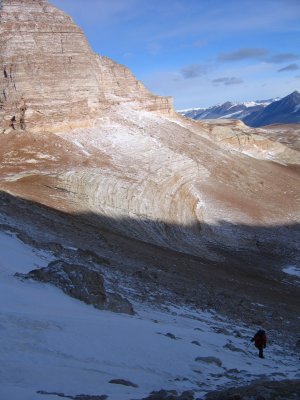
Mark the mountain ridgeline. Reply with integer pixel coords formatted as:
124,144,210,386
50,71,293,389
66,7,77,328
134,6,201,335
243,90,300,127
180,91,300,127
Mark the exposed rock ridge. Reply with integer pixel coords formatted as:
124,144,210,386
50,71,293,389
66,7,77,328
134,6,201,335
0,0,173,134
95,55,173,112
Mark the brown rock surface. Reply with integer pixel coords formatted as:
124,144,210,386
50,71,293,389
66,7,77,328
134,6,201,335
0,0,172,134
259,123,300,152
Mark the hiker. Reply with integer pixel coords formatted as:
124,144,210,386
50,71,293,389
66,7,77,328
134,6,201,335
251,329,267,358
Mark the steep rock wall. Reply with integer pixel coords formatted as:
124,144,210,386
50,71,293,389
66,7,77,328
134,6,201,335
95,56,173,113
0,0,173,134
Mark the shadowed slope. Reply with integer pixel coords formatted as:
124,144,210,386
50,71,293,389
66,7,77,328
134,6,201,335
1,191,299,342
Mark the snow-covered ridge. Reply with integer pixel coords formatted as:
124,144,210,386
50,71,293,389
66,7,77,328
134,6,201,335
179,92,300,127
178,98,279,115
178,107,206,113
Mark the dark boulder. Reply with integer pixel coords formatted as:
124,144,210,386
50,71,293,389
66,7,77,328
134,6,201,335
16,260,134,315
109,378,138,387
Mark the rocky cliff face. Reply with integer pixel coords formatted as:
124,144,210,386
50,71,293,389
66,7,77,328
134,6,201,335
0,0,172,134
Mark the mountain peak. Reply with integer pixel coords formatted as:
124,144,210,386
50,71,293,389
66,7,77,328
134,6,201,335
288,90,300,99
243,91,300,127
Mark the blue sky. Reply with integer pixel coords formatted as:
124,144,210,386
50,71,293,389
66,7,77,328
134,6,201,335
50,0,300,109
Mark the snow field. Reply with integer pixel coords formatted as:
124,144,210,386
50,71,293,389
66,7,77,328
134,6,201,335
0,231,299,400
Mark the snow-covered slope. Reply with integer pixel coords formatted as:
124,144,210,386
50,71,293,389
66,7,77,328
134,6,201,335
1,230,299,400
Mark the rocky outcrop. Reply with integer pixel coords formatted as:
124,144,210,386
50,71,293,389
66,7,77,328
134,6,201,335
205,379,300,400
0,0,172,135
141,390,195,400
192,119,300,165
15,260,134,315
258,124,300,152
95,55,173,113
109,379,138,388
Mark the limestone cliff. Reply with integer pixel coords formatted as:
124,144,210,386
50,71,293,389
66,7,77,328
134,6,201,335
0,0,172,134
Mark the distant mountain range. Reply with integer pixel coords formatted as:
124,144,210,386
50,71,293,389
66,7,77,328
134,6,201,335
179,91,300,127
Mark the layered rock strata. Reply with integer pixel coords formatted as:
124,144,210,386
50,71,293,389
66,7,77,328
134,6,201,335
0,0,172,134
0,0,299,262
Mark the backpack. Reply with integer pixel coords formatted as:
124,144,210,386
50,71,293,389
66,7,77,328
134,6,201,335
254,329,267,347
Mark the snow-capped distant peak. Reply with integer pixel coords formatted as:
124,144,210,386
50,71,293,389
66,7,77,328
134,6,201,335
243,101,261,107
178,107,206,113
178,95,288,123
254,97,281,105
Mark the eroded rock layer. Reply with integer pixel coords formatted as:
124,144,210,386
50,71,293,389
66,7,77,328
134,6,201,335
0,0,172,134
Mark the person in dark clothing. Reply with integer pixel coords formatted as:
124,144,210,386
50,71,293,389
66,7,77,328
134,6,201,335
251,329,267,358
